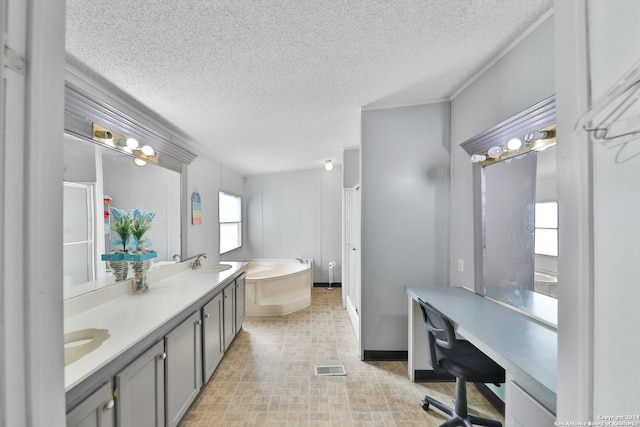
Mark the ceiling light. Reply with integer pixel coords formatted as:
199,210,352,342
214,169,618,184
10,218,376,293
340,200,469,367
126,138,139,149
506,138,523,150
487,146,503,159
141,145,154,156
324,160,334,171
133,158,147,167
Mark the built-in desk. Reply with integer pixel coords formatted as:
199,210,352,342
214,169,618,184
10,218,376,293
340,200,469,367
406,286,557,414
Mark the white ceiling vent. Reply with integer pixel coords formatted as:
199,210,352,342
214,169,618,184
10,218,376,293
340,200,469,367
314,365,346,376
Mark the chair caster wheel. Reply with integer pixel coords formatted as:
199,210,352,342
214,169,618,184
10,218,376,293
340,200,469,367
420,399,430,411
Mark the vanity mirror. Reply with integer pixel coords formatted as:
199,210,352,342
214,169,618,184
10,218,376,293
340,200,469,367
63,79,196,300
462,96,558,325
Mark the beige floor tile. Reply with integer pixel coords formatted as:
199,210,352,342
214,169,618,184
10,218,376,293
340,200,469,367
183,288,504,426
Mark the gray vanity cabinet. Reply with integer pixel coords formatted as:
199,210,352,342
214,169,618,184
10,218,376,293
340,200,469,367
235,274,246,333
66,381,114,427
223,283,235,351
202,292,224,383
165,311,202,427
115,340,165,427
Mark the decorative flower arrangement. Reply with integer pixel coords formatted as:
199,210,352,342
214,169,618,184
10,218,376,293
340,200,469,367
103,207,157,290
108,207,155,253
130,207,156,253
109,207,133,252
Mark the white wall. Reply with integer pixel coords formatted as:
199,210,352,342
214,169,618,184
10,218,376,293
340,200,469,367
361,102,450,352
243,167,343,283
450,15,555,289
588,0,640,416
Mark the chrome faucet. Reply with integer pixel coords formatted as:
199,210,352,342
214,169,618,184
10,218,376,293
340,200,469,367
191,254,207,270
172,254,181,262
295,258,307,264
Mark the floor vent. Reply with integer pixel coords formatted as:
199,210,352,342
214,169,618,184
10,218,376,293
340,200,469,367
314,365,346,376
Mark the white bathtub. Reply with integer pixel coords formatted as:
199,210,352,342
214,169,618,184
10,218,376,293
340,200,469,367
244,259,312,316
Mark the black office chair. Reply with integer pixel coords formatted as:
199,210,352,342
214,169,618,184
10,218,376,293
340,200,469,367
417,298,505,427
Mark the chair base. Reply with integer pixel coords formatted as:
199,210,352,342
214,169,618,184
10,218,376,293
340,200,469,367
420,378,502,427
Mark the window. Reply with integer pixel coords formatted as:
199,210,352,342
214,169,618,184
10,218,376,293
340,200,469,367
534,201,558,257
219,191,242,254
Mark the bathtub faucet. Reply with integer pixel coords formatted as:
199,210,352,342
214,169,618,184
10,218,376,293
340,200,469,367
191,254,207,270
295,258,307,264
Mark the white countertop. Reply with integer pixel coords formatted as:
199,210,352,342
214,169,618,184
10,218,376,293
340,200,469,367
64,261,247,392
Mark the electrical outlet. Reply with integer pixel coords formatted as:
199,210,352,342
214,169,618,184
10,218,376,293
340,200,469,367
457,259,464,272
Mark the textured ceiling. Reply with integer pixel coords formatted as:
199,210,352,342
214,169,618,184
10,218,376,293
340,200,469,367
66,0,552,176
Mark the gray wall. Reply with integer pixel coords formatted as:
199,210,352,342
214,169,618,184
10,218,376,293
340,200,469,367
361,102,450,352
343,147,360,188
243,167,343,283
450,15,555,289
185,157,245,262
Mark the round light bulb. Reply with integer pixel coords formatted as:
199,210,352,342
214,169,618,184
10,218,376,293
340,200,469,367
324,160,334,171
133,158,147,167
141,145,154,156
470,154,487,163
126,138,139,149
507,138,523,150
487,146,503,159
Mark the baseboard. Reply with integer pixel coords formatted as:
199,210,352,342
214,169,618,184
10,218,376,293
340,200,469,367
313,282,342,288
363,350,407,361
414,370,455,382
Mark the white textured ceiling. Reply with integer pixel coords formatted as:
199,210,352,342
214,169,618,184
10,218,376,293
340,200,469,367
66,0,552,176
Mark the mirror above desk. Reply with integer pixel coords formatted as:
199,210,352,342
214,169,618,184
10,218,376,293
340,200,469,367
461,95,558,326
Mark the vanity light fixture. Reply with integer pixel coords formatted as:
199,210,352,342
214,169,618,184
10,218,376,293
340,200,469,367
324,160,334,171
92,123,159,164
94,130,113,141
133,158,147,167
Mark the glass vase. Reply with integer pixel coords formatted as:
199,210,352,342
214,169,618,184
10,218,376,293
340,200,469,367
109,260,129,282
132,259,152,293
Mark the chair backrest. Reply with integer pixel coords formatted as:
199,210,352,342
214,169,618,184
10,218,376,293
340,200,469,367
417,298,457,374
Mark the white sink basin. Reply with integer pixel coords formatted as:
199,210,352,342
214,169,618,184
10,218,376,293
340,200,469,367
64,328,110,366
198,263,232,273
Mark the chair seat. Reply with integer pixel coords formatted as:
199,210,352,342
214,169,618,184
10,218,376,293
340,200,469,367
437,340,505,384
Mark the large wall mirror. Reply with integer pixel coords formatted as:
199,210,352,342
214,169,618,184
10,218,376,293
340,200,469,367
63,79,196,300
462,96,558,326
63,133,182,299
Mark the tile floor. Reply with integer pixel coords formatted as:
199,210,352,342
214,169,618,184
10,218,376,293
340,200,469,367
182,288,504,426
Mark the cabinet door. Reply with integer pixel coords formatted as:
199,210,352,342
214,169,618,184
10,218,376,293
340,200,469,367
115,340,165,427
235,274,246,333
203,293,224,382
66,382,114,427
165,311,203,427
223,283,235,351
